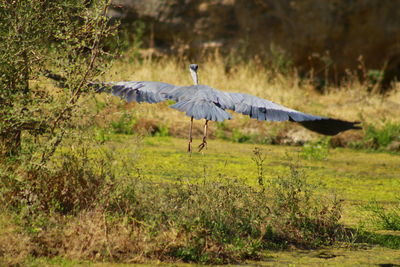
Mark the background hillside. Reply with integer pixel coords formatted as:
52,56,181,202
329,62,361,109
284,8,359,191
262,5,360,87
111,0,400,89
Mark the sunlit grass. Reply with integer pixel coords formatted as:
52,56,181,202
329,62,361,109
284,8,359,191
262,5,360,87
87,55,400,152
90,134,400,225
3,55,400,265
2,132,399,265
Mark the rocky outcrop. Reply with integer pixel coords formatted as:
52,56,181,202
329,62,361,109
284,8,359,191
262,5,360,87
111,0,400,87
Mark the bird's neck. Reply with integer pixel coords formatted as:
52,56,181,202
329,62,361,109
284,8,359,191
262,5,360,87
190,70,199,85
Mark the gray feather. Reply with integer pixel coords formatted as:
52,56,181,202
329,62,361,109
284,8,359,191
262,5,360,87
98,81,176,104
170,99,232,122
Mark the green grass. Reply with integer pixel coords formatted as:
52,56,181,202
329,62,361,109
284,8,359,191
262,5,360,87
101,134,399,226
85,133,400,226
134,136,399,202
22,247,400,267
2,134,400,265
362,122,400,151
363,201,400,231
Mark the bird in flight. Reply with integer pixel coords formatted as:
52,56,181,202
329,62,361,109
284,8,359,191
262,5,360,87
98,64,361,152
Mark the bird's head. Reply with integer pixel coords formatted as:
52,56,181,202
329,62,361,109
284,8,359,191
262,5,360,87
189,64,198,72
189,64,199,85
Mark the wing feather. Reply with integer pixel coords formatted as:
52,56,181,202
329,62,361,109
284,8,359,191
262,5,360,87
226,92,361,135
98,81,178,104
170,99,232,122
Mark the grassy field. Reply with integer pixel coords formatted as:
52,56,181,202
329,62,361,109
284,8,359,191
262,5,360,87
135,136,400,222
2,57,400,265
11,134,400,266
20,246,400,267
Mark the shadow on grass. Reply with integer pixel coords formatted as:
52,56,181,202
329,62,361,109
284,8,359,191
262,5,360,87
355,230,400,249
342,226,400,249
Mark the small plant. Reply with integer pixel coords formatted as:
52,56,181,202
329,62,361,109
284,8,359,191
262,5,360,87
363,122,400,150
110,112,137,134
252,147,267,189
232,128,251,143
130,21,145,60
268,43,294,75
94,128,112,144
153,124,170,137
300,139,330,160
363,200,400,231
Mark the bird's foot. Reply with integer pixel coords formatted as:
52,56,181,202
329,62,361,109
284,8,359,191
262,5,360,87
198,140,207,152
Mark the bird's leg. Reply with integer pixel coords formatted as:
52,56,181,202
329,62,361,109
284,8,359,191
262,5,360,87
188,116,194,153
198,120,208,152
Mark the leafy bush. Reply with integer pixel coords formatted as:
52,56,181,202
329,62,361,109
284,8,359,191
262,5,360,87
0,0,116,161
1,148,111,216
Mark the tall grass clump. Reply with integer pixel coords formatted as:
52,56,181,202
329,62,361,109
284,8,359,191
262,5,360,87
363,201,400,231
362,122,400,151
355,200,400,250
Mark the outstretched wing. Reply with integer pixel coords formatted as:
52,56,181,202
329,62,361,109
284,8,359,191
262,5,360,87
227,92,361,135
96,81,179,104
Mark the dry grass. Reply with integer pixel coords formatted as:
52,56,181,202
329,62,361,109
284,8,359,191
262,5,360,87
0,213,33,266
93,54,400,146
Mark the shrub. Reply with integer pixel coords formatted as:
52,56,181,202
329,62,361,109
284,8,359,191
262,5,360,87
344,122,400,152
0,0,116,162
1,149,112,218
1,144,344,264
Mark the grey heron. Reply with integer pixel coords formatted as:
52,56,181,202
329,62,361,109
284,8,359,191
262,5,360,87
98,64,361,152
